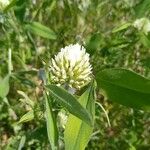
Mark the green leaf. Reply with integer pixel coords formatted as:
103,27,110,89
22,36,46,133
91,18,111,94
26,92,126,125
25,22,57,40
86,33,102,55
96,68,150,111
64,82,95,150
134,0,150,17
45,85,92,126
45,93,58,150
18,136,26,150
0,75,10,99
112,23,131,33
18,110,34,124
139,33,150,48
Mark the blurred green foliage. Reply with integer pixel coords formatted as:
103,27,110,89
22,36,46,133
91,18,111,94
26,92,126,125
0,0,150,149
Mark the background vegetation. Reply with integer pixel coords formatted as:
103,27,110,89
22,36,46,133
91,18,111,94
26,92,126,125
0,0,150,149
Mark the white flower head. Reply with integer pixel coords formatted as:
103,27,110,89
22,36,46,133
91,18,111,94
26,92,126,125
58,111,68,129
50,43,92,89
0,0,10,8
133,18,150,35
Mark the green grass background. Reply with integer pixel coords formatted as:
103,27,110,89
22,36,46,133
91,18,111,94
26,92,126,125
0,0,150,149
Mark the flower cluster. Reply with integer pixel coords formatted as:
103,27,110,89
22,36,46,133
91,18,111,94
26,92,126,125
133,18,150,35
0,0,9,8
50,43,92,89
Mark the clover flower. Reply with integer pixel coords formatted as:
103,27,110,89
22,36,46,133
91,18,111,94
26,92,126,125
133,18,150,35
58,111,68,129
50,43,92,89
0,0,10,8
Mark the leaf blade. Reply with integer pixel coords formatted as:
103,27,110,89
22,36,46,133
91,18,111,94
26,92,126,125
45,84,92,126
45,94,58,150
112,22,131,33
96,69,150,111
64,82,95,150
0,75,10,99
18,110,34,124
25,22,57,40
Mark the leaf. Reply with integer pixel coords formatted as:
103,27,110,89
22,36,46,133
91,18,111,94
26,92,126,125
134,0,150,17
45,93,58,150
18,136,26,150
16,70,38,76
25,22,57,40
112,23,131,33
18,110,34,124
139,33,150,48
96,68,150,111
86,33,102,55
14,0,27,22
0,75,10,99
12,73,36,87
64,82,95,150
45,85,92,126
26,126,47,142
